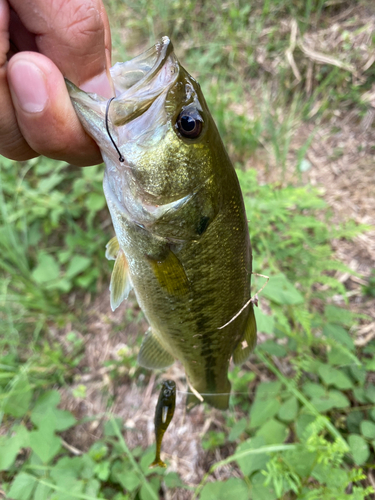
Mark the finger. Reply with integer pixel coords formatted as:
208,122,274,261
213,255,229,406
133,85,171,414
9,0,113,96
7,52,102,166
0,0,37,160
9,7,38,53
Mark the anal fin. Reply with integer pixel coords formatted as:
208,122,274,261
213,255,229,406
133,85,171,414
232,306,257,366
109,248,132,311
138,329,175,369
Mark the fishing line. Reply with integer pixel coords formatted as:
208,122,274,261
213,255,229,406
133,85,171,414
218,273,269,329
176,390,254,396
174,359,365,399
105,97,125,163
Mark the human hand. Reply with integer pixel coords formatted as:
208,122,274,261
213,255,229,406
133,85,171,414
0,0,113,166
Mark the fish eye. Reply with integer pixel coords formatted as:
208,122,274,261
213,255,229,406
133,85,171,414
176,112,203,139
164,389,171,397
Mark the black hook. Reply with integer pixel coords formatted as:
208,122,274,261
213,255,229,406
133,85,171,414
105,97,124,163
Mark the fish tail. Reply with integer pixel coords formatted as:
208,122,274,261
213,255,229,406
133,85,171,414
150,435,166,468
186,379,231,410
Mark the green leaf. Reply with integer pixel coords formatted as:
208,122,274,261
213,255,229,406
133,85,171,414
3,374,32,417
0,425,29,470
33,482,52,500
228,418,247,442
65,255,91,279
360,420,375,439
346,411,364,434
365,384,375,403
312,464,348,487
29,429,61,464
53,478,85,500
327,346,354,367
254,308,274,334
80,454,95,480
199,478,249,500
278,396,298,422
295,414,317,442
88,442,108,462
85,479,100,497
38,173,64,192
116,470,141,492
348,434,370,466
350,365,366,385
8,473,37,500
104,417,123,436
284,445,317,478
235,436,269,476
258,340,286,357
32,253,60,283
111,460,143,492
324,305,352,326
29,411,62,463
164,472,184,488
364,358,375,371
249,399,281,429
318,365,353,390
139,478,160,500
255,418,288,445
31,391,76,432
256,381,282,399
250,471,277,500
85,192,106,212
140,447,157,473
51,457,81,482
311,390,350,412
33,390,60,409
302,382,325,399
249,382,282,428
262,273,304,305
353,387,368,404
370,408,375,422
94,461,110,481
323,323,354,351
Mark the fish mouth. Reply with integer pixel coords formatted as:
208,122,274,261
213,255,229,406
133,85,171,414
108,36,179,127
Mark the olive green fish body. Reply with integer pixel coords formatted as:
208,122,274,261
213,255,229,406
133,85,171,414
150,380,176,468
67,37,257,410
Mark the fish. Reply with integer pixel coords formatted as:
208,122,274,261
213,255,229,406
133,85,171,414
66,36,257,410
150,379,176,468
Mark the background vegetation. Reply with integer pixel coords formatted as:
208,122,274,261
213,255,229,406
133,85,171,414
1,0,375,498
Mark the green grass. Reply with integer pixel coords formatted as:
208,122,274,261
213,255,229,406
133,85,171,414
1,0,375,499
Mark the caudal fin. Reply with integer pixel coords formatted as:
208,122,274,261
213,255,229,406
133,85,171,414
186,381,231,410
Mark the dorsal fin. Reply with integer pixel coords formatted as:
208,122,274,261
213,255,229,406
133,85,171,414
232,306,257,365
109,249,132,311
105,236,120,261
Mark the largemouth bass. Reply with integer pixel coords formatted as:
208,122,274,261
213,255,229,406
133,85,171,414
150,380,176,468
67,37,256,410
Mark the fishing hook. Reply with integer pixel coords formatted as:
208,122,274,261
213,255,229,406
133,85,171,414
105,97,124,163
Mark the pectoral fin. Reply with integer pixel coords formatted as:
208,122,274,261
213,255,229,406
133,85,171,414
109,249,132,311
105,236,120,261
232,306,257,366
147,249,189,296
138,329,175,369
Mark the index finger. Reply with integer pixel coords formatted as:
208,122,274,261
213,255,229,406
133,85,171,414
9,0,112,94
